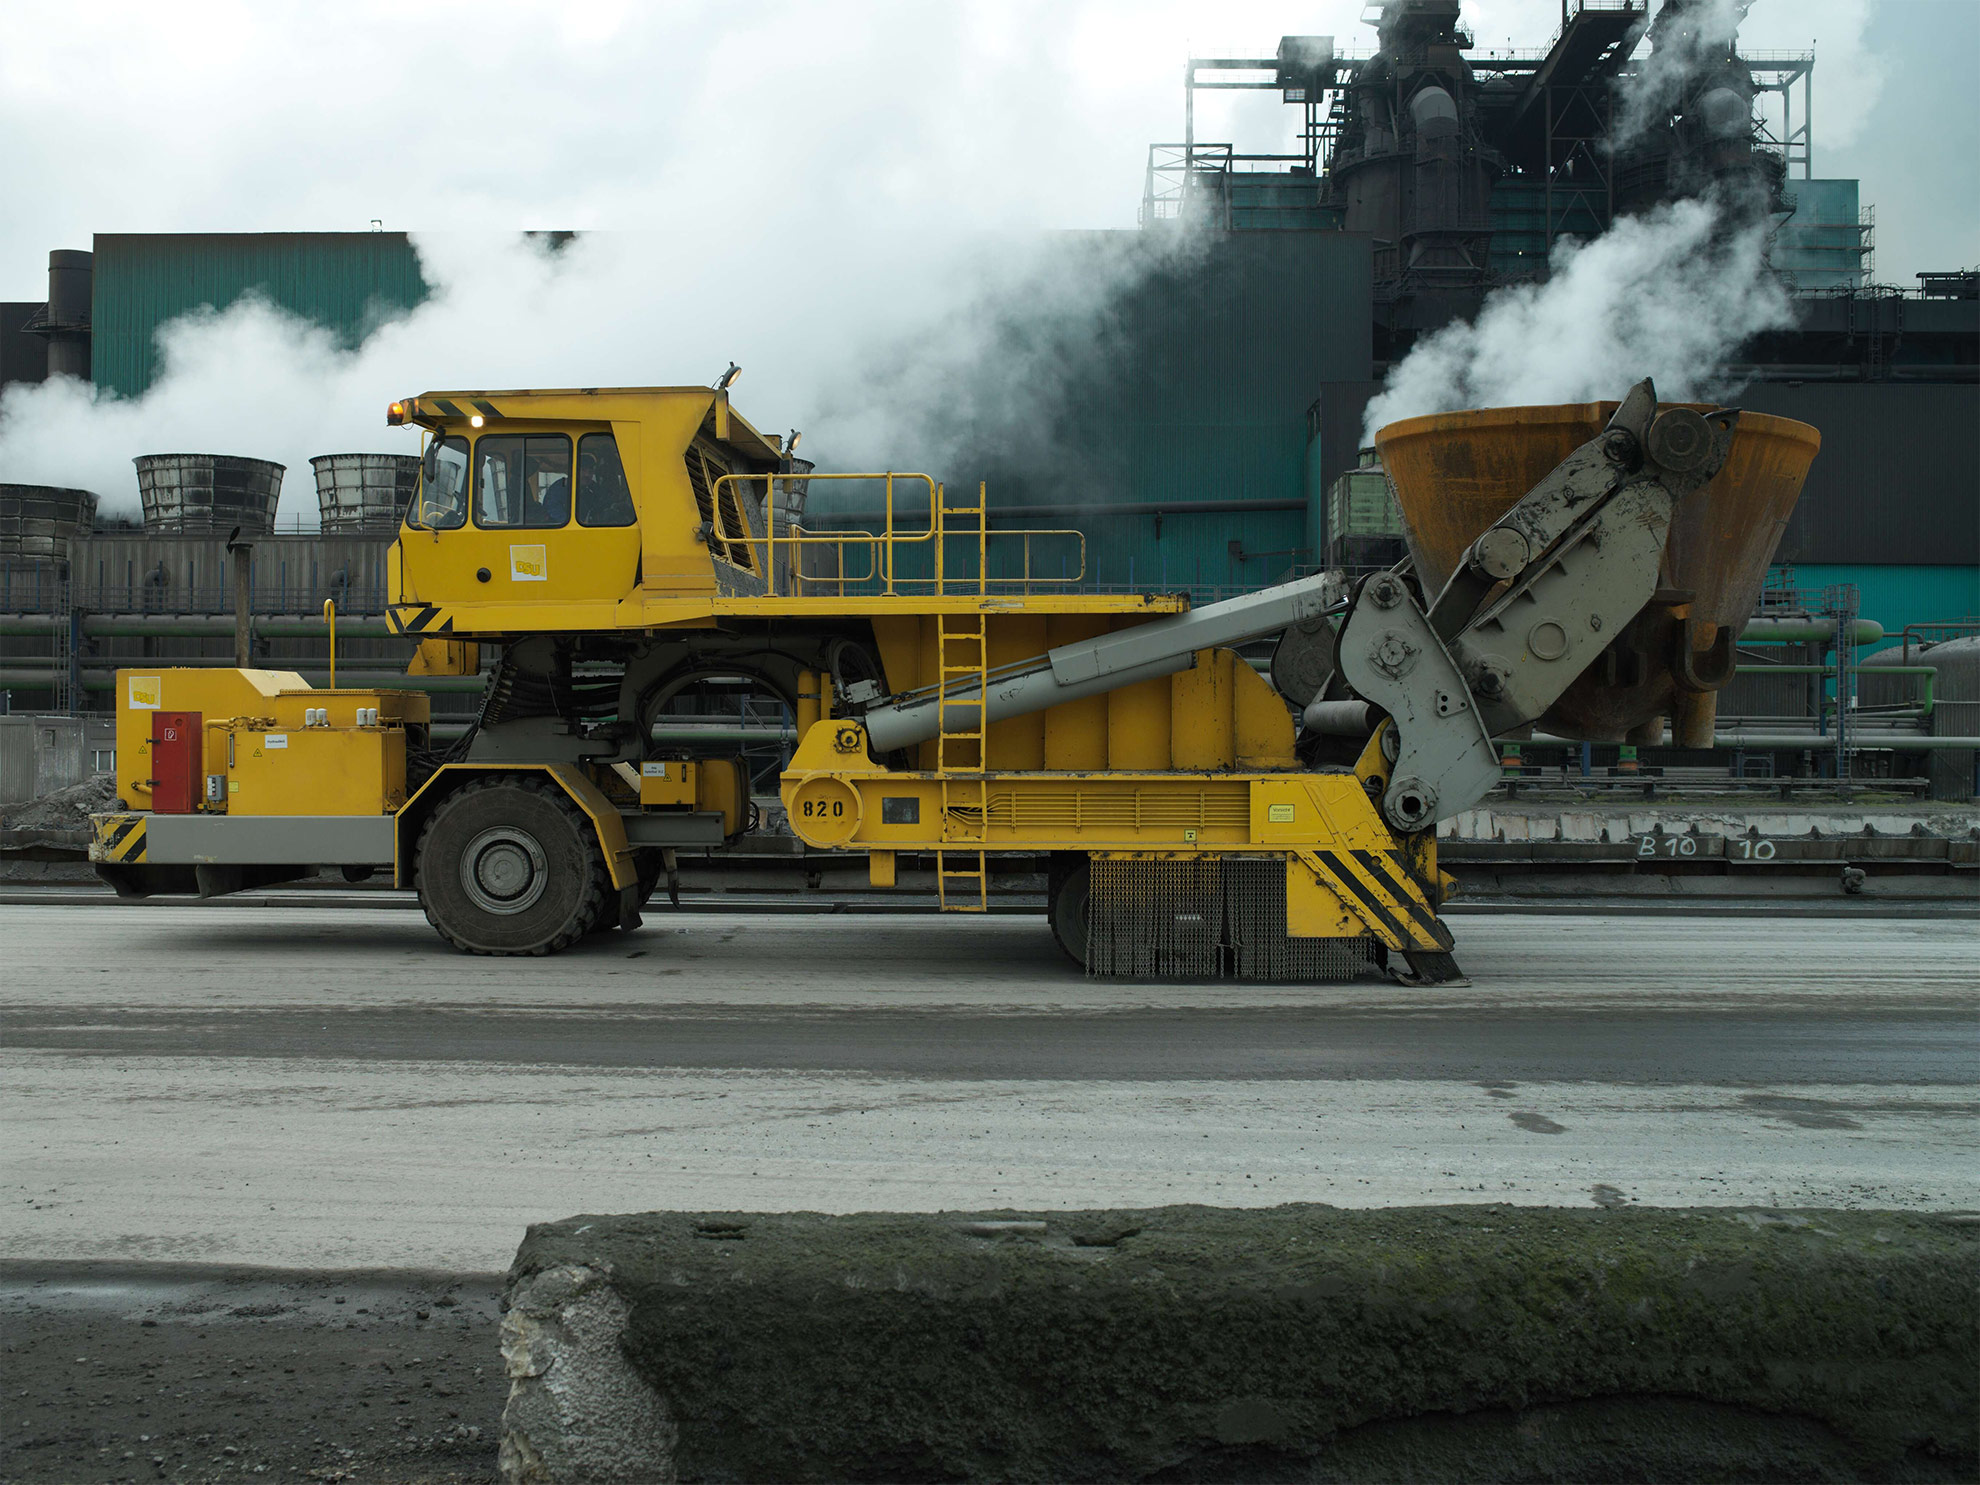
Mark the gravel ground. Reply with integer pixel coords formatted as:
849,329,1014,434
0,1263,503,1485
1,773,116,835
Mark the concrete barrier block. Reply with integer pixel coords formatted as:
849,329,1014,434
501,1205,1977,1484
500,1262,676,1483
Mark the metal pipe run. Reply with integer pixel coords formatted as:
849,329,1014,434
1738,663,1936,718
1739,618,1885,644
0,614,398,639
1531,730,1980,751
0,667,487,693
652,725,793,744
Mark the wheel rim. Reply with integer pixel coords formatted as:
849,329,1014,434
459,825,549,915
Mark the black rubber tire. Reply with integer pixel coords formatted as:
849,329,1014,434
1048,857,1091,969
589,850,668,934
416,776,607,956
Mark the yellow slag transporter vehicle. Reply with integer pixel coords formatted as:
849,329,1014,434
91,379,1741,979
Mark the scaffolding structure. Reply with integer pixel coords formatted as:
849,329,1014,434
1145,5,1821,266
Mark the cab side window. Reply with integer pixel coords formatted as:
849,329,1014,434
406,435,469,530
474,434,572,529
577,433,636,527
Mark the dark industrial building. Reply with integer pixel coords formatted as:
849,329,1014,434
1,0,1974,793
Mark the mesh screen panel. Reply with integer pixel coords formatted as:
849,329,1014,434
1087,856,1374,982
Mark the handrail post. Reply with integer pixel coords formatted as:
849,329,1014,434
323,598,337,689
767,473,778,595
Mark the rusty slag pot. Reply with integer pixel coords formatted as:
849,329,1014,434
1374,399,1820,746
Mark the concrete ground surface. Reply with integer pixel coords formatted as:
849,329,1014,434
2,901,1975,1482
3,903,1975,1272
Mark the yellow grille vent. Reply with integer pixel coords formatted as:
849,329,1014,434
983,788,1250,833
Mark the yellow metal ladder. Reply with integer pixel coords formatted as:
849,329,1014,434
935,484,990,912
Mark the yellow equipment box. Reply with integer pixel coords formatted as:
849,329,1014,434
114,668,429,817
637,759,697,808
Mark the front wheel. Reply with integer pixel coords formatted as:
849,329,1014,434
416,776,607,955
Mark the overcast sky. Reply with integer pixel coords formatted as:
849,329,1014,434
2,0,1970,297
0,0,1971,513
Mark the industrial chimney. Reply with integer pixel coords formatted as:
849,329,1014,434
25,249,93,381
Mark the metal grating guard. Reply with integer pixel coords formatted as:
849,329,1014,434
1086,856,1375,982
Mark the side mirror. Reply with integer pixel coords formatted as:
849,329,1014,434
422,438,442,484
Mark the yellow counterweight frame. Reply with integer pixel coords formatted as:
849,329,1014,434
779,720,1454,955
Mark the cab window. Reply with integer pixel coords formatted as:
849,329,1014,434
475,434,572,529
406,435,468,530
577,433,635,527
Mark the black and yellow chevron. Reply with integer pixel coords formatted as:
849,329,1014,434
90,813,148,864
388,602,455,636
1299,847,1453,953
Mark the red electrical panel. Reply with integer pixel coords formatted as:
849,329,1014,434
150,710,203,814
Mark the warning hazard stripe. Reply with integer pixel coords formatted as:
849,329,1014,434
1300,850,1406,950
1330,851,1418,948
388,603,453,636
1301,849,1449,952
427,397,502,421
1349,849,1455,952
97,815,147,863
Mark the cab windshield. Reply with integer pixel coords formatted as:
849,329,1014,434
406,435,469,529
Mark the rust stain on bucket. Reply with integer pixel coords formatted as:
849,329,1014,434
1375,400,1820,744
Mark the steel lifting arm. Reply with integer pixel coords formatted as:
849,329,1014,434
1322,379,1737,832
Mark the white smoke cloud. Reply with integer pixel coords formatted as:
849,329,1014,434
0,223,1206,522
1361,197,1794,441
1732,0,1888,154
0,0,1332,522
0,0,1910,510
1610,0,1750,153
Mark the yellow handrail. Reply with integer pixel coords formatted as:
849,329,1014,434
710,471,1088,596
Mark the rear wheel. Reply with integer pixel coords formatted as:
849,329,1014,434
416,776,607,955
1047,856,1091,969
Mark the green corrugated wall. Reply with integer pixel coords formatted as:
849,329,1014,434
90,233,429,399
1782,564,1980,648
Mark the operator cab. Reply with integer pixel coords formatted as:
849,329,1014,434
385,387,788,637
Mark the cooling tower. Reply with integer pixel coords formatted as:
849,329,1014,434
310,453,419,532
0,484,98,560
133,454,285,535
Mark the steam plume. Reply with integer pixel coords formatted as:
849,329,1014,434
1361,197,1792,440
1361,0,1802,443
0,226,1203,522
1611,0,1750,152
